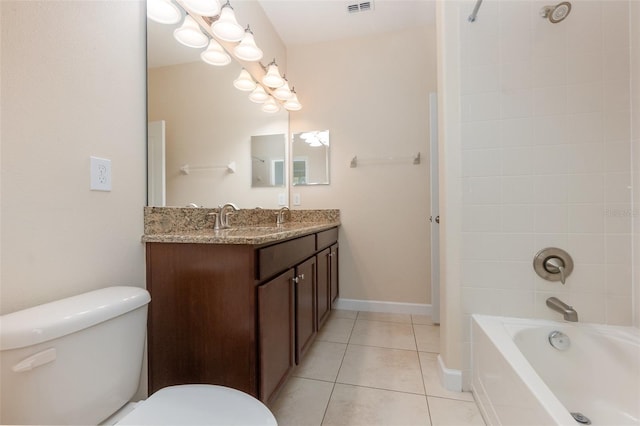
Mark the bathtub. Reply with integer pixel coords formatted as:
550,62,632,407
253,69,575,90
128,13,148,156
471,315,640,426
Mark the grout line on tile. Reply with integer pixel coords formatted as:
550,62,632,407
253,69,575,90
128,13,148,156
413,322,429,397
346,342,420,354
333,381,428,397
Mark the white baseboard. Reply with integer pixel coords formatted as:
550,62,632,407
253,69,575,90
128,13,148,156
333,298,431,316
437,354,463,392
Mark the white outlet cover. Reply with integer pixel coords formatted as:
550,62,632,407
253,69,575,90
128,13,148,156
90,156,112,191
278,193,286,206
293,193,301,206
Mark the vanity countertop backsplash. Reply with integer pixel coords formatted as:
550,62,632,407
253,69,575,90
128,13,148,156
142,207,340,245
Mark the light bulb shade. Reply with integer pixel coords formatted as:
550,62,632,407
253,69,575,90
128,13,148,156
284,93,302,111
233,31,263,62
173,15,208,48
262,97,281,113
182,0,220,16
262,63,285,88
233,69,256,91
273,80,293,100
147,0,181,24
201,39,231,66
211,6,245,42
249,85,269,103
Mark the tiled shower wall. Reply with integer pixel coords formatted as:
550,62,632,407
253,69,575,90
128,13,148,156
457,0,635,382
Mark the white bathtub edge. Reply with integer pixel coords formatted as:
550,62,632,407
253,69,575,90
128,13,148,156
436,354,462,392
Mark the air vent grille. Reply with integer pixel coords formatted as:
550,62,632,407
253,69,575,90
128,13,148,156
347,1,374,14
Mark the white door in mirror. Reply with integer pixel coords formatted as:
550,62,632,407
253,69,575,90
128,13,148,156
90,156,112,191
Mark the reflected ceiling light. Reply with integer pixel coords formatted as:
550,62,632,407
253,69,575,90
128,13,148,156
273,78,293,100
233,26,263,62
284,89,302,111
147,0,181,24
262,96,281,113
211,1,245,42
300,130,329,147
182,0,221,16
173,15,208,48
201,38,231,66
248,85,269,103
233,68,257,91
262,60,285,88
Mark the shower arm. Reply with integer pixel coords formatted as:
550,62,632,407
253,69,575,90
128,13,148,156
468,0,483,22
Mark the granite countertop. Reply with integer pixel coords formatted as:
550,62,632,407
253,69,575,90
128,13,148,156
142,207,340,245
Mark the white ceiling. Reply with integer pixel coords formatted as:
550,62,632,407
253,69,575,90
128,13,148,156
147,0,436,68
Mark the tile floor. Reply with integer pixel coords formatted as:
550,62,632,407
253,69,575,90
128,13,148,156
270,310,486,426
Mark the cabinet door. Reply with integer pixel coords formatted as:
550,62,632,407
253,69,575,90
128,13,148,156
295,256,316,363
258,269,295,404
330,244,339,303
316,248,331,329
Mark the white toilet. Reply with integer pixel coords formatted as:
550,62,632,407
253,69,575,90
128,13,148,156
0,286,277,425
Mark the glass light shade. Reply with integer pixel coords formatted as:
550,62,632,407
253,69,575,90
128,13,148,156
233,69,256,91
201,39,231,66
249,85,269,103
284,93,302,111
262,63,285,88
233,31,263,62
173,15,208,48
211,6,245,42
262,97,281,113
182,0,220,16
273,80,293,100
147,0,181,24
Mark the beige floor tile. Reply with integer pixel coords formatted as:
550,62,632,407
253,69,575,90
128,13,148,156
350,319,417,350
412,314,436,325
317,317,356,344
322,384,431,426
419,352,474,401
357,311,412,323
271,377,334,426
427,396,485,426
337,345,425,394
294,341,347,382
414,324,440,353
331,309,358,319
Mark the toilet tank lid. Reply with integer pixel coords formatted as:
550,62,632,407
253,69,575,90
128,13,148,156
0,286,150,350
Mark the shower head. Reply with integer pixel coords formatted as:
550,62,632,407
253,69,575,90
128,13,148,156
540,1,571,23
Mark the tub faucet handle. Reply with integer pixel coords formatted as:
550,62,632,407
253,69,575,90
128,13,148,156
545,257,566,284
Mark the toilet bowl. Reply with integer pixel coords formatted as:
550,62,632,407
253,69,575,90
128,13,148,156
0,286,277,425
114,384,276,425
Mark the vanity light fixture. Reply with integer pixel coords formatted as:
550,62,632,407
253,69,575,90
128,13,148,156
174,15,209,48
262,60,285,88
262,96,281,113
181,0,221,16
211,1,245,42
272,77,293,100
233,26,264,62
147,0,181,24
248,85,269,103
284,88,302,111
233,68,257,91
200,38,232,66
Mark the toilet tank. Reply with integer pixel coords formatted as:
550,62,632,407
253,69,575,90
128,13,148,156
0,286,151,425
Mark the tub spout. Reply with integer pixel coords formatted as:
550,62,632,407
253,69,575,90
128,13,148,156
546,297,578,322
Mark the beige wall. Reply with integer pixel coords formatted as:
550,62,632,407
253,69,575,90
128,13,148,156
632,1,640,328
287,26,437,305
1,2,147,314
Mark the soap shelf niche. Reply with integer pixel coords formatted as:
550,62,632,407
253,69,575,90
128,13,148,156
180,162,237,175
350,152,421,168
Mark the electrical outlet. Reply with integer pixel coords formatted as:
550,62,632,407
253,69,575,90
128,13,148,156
90,156,112,191
278,193,286,206
293,193,301,206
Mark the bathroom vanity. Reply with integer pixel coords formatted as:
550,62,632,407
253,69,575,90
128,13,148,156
143,208,339,405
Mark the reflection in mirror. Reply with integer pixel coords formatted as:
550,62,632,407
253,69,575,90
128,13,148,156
251,134,286,188
292,130,330,185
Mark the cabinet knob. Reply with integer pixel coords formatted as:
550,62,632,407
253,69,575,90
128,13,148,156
299,273,305,280
292,277,299,284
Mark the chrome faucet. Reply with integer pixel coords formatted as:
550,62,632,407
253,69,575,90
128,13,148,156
546,297,578,322
219,203,239,229
276,206,290,226
545,257,566,284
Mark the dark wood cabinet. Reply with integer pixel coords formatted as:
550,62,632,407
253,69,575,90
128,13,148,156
330,244,339,304
145,227,338,406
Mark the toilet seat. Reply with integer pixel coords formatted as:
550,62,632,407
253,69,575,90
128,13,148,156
115,385,277,425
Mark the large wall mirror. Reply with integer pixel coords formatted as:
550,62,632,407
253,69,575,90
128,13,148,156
292,130,330,185
146,8,288,209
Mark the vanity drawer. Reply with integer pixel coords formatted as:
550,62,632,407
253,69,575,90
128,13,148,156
257,235,316,280
316,228,338,251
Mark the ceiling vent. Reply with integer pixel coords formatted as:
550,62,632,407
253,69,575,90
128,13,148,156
347,1,374,14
